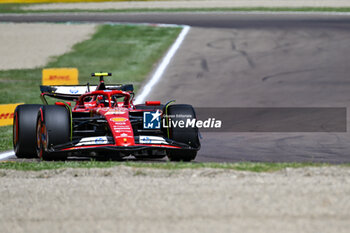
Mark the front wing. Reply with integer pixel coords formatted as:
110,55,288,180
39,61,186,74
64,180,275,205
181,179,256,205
46,136,199,155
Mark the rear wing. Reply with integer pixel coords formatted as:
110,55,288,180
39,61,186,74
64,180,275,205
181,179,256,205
40,84,134,101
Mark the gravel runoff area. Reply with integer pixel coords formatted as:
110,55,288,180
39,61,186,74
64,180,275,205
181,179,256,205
0,23,96,70
0,166,349,233
22,0,350,11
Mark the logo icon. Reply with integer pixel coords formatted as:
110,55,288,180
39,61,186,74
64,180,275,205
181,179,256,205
95,137,105,144
69,87,79,94
143,110,161,129
140,136,152,144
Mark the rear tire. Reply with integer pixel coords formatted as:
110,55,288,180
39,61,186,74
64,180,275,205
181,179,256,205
165,104,200,162
13,104,42,158
36,105,70,160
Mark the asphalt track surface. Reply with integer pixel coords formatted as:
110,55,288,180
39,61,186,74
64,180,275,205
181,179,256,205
2,12,350,163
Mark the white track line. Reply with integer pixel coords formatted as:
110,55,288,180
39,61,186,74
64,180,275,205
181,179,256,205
134,25,190,104
0,150,15,160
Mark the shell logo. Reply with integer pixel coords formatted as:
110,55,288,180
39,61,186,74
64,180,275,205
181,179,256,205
111,117,127,122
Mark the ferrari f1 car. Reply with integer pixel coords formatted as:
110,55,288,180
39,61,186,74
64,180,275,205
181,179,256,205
13,73,200,161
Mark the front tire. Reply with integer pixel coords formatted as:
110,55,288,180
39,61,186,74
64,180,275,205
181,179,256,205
36,105,70,160
165,104,200,162
13,104,42,158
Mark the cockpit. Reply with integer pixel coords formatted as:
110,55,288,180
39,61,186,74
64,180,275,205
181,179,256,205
76,90,131,110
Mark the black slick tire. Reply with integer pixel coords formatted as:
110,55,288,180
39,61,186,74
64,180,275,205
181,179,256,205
165,104,200,162
36,105,70,160
13,104,42,158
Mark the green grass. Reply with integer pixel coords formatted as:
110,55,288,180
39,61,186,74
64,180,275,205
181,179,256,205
0,160,348,172
0,24,181,151
2,4,350,14
0,24,181,105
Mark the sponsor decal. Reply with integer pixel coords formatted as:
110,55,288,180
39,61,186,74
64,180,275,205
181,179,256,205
0,103,23,126
76,136,112,146
115,135,133,138
49,75,69,81
42,68,78,85
111,117,127,122
143,110,161,129
54,86,89,95
112,122,127,126
113,129,133,133
95,137,105,144
97,107,110,112
140,136,152,144
105,109,126,115
139,136,167,144
69,87,79,94
0,113,13,119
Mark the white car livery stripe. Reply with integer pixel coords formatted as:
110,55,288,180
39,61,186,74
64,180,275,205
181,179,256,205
75,136,114,146
139,136,168,144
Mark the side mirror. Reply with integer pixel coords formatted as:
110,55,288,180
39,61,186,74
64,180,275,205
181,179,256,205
145,101,161,106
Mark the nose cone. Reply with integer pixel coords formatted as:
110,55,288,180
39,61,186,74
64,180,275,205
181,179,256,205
102,108,135,146
115,137,132,146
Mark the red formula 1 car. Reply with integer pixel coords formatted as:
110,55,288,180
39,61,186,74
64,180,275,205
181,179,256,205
13,73,200,161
